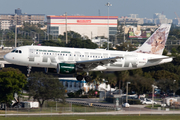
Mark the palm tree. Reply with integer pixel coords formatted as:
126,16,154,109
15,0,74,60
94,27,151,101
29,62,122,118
115,71,129,92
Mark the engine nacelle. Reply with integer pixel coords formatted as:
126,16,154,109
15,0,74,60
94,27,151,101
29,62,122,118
57,63,76,74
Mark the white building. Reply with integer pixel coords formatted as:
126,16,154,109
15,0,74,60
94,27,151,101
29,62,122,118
0,20,11,30
47,15,118,39
59,77,115,93
153,13,172,25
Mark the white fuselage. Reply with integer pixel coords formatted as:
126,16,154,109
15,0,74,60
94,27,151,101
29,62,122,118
4,45,172,71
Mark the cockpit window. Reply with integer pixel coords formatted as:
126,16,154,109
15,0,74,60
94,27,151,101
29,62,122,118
11,50,16,53
11,49,22,53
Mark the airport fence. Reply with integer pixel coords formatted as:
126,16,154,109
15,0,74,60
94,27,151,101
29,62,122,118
2,105,180,116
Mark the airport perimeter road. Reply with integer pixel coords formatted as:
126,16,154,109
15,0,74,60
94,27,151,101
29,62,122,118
1,110,180,116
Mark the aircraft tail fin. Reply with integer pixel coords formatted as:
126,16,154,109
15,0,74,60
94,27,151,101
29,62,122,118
134,24,171,55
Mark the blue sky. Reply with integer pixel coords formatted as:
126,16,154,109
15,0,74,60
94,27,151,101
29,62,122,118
0,0,179,19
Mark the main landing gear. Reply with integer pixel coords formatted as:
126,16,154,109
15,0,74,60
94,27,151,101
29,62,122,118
76,72,92,82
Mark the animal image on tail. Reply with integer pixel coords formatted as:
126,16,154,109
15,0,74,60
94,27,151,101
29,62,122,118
135,24,171,55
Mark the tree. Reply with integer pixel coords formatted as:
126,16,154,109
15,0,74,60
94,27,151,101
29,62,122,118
157,79,178,94
41,40,65,47
163,49,168,55
171,47,177,56
152,70,179,81
0,68,27,106
127,75,154,96
67,38,98,49
90,71,104,84
26,72,65,109
115,71,129,91
115,43,136,51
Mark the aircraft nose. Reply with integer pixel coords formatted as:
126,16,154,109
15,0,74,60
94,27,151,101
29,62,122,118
4,53,10,62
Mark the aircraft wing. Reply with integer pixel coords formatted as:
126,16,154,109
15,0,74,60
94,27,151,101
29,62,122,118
75,56,123,70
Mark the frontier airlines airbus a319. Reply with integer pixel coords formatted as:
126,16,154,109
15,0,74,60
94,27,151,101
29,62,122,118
4,24,172,82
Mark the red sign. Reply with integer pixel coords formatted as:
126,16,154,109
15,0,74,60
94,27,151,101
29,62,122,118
77,20,91,23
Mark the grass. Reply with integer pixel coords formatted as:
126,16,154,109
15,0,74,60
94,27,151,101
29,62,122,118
4,107,113,114
145,104,161,109
1,115,180,120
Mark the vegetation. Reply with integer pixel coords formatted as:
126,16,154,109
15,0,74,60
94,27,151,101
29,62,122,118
26,72,65,108
0,68,27,106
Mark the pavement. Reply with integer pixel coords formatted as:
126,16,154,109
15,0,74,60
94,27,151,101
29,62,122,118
1,110,180,116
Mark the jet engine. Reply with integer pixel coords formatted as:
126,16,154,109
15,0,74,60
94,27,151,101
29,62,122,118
57,63,76,74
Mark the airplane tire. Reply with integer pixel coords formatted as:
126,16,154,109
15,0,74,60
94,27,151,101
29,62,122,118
85,76,91,82
76,75,83,81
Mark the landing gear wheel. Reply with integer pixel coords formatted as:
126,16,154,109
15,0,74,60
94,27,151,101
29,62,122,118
76,75,83,81
84,76,91,82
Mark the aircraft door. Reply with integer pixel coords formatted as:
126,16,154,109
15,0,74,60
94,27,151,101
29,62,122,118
29,48,35,62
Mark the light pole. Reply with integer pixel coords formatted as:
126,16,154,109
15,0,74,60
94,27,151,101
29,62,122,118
126,82,131,103
173,80,176,96
65,12,68,44
106,2,112,50
152,85,158,108
15,25,17,48
123,17,126,43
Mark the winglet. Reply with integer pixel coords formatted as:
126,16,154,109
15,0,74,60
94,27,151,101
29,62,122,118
134,24,171,55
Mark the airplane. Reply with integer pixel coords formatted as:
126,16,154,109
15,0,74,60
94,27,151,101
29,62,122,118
4,24,172,82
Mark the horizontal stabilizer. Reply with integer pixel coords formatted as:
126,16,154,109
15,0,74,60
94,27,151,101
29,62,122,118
148,57,173,62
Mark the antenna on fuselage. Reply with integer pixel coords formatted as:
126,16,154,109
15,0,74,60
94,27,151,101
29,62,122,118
31,44,34,46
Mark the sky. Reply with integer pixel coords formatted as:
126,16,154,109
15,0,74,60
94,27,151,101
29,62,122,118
0,0,180,19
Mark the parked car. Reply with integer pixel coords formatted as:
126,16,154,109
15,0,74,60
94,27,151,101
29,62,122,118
139,97,146,103
142,99,157,105
122,103,130,108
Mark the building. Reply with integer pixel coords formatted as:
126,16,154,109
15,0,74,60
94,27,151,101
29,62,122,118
47,15,118,39
119,14,144,25
0,8,45,30
173,18,179,25
128,14,139,19
59,77,114,93
153,13,172,25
